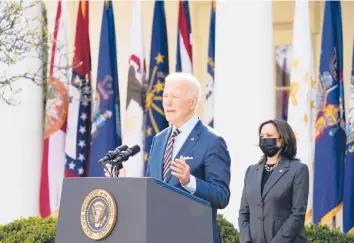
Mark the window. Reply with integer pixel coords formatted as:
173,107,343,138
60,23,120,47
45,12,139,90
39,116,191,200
275,45,292,121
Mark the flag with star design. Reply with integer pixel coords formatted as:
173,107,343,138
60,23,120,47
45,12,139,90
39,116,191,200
64,0,92,178
144,0,169,172
313,0,346,226
88,0,121,177
286,0,316,224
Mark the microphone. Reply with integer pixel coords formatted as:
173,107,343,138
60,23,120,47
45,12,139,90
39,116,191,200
98,145,129,172
98,145,129,164
109,145,141,165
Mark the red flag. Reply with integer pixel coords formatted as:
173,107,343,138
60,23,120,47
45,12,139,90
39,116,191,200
176,0,192,73
40,0,70,218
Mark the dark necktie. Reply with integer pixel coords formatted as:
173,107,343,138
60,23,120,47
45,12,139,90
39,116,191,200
162,128,181,182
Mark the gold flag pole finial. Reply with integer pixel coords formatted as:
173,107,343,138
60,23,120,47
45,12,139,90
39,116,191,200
81,1,86,18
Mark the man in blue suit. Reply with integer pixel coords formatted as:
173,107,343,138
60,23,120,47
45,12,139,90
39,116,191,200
145,72,231,243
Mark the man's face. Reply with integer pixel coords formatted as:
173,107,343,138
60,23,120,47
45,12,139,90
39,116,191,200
162,80,195,127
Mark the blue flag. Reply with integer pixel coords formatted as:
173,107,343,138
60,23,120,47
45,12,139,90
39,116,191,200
313,0,346,225
204,1,215,128
144,0,169,171
343,39,354,234
88,0,121,177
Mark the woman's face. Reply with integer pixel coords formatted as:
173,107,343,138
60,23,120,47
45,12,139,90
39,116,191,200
260,123,282,147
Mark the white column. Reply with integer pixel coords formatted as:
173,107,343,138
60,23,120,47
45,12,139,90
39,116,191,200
214,1,274,228
0,3,44,224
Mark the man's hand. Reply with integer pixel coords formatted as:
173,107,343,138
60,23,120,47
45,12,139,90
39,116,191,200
170,156,190,186
104,164,126,177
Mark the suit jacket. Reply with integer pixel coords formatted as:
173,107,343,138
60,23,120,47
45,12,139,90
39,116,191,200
145,120,231,243
238,158,309,243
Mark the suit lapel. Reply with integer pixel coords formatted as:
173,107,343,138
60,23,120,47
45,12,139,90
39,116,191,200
254,163,264,203
262,158,289,199
156,127,173,180
165,120,203,184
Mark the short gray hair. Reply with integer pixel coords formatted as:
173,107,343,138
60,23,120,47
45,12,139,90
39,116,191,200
165,72,202,107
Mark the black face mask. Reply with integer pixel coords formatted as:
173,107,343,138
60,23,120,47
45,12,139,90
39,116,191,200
259,138,281,157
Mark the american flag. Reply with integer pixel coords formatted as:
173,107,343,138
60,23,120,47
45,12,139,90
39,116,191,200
64,0,91,177
65,76,90,177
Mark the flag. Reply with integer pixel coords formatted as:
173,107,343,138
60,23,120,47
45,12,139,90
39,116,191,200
88,0,121,177
40,0,69,218
280,57,288,121
176,0,192,73
286,0,316,224
343,39,354,234
144,0,169,170
204,1,215,127
64,0,92,178
123,0,146,177
313,0,346,225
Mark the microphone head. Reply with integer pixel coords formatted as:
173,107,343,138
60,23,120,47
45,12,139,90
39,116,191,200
114,144,128,153
130,145,141,156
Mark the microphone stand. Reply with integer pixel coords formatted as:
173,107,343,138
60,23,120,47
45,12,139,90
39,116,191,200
110,161,123,177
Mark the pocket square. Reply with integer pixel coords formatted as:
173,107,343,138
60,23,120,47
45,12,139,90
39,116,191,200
184,156,193,160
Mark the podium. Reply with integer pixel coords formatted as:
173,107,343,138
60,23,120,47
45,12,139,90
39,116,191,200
55,177,213,243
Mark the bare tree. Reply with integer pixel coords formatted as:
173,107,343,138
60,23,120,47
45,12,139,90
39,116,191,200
0,0,74,106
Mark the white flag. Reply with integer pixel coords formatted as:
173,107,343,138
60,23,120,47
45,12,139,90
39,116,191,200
287,0,316,224
123,0,146,177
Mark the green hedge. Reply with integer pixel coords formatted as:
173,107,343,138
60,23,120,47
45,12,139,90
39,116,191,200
0,215,353,243
217,214,354,243
0,217,56,243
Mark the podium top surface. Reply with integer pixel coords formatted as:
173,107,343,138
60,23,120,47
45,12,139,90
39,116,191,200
65,177,211,207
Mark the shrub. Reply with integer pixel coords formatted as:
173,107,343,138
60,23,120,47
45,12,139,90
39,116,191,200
305,224,354,243
0,215,354,243
217,215,354,243
218,214,239,243
0,217,56,243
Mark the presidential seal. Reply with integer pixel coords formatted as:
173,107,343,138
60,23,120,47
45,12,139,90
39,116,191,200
80,189,117,240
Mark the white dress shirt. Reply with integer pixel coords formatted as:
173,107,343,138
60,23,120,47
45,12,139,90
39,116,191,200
170,114,199,194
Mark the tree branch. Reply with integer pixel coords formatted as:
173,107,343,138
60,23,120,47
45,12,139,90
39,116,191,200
0,0,79,105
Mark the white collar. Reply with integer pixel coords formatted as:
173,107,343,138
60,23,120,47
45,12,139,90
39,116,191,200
172,114,199,135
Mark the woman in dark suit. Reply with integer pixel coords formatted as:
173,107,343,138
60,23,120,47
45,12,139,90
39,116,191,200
238,119,309,243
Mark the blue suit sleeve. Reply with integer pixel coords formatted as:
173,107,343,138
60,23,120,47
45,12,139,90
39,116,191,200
144,136,155,177
194,136,231,209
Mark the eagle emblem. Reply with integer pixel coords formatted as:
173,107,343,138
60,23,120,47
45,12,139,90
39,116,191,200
90,200,107,228
81,189,117,240
126,65,143,109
